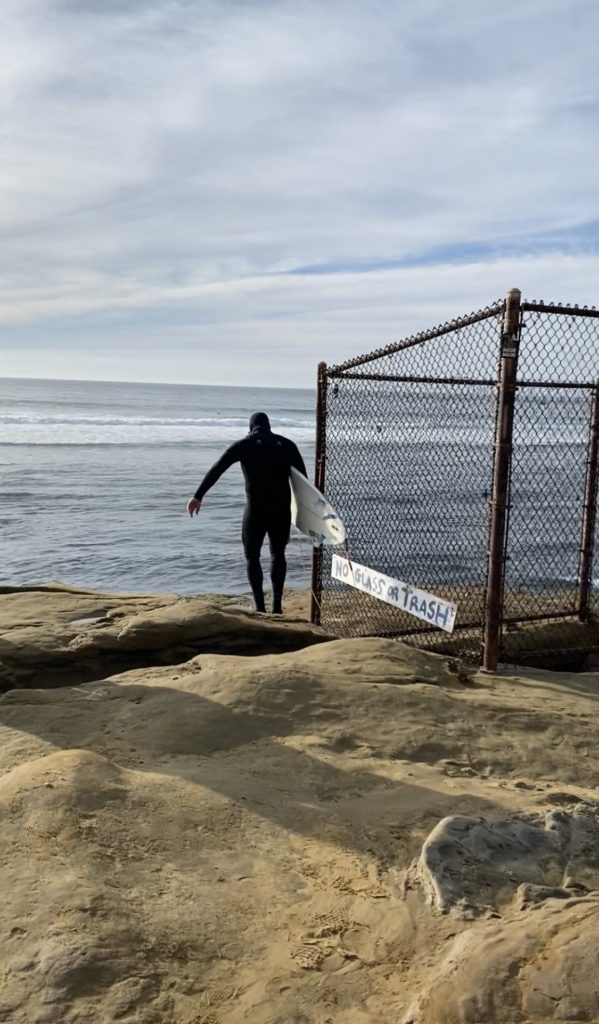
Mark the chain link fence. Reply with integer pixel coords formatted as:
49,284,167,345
312,292,599,670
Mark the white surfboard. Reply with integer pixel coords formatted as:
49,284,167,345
290,467,346,546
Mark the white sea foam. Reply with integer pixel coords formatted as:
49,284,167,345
0,414,312,427
0,413,316,445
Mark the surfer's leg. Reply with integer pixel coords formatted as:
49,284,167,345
242,507,267,612
268,512,291,614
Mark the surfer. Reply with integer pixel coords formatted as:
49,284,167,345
187,412,307,615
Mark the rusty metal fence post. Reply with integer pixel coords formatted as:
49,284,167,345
482,288,522,671
578,379,599,623
310,362,328,624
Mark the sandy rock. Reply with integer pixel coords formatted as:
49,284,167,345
404,895,599,1023
2,585,599,1021
407,802,599,916
0,751,161,1023
0,585,329,689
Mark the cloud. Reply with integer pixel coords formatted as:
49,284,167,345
0,0,598,385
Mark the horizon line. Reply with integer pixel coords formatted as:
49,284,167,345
0,374,314,392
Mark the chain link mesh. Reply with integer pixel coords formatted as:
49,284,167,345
500,304,599,665
315,298,599,668
317,303,503,659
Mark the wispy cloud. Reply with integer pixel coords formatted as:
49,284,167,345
1,0,598,384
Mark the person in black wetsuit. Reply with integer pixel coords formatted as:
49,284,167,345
186,412,307,614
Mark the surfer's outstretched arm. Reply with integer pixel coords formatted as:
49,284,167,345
193,442,242,501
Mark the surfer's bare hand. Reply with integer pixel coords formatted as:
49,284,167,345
187,498,202,518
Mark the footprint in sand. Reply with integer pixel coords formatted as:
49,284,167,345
290,943,327,970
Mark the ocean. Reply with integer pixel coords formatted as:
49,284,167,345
0,378,316,595
1,376,592,604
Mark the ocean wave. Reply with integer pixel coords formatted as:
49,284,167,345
0,440,318,449
0,413,316,446
0,413,313,429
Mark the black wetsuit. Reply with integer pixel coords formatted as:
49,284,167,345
194,413,307,613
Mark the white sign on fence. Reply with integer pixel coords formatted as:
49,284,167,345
331,556,458,634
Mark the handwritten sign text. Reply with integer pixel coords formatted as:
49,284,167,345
331,556,458,634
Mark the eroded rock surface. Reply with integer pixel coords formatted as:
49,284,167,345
407,802,599,916
0,584,328,689
403,894,599,1023
2,585,599,1022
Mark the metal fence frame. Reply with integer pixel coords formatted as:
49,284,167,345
311,289,599,671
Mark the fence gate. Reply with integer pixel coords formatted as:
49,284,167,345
311,290,599,670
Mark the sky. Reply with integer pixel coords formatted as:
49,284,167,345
1,0,598,388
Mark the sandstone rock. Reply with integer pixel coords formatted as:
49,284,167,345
0,585,330,690
404,895,599,1023
2,584,599,1022
406,802,599,916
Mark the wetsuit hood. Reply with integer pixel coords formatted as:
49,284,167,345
249,412,271,433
